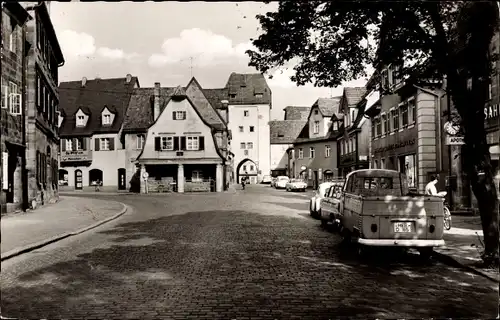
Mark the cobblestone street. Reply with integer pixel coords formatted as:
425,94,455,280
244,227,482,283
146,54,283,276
1,185,498,319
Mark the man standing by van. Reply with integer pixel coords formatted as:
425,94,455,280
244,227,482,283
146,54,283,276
425,175,439,196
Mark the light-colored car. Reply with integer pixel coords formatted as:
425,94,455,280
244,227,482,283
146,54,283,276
274,176,290,189
319,182,344,228
285,179,308,192
261,175,272,184
310,180,345,218
271,177,277,187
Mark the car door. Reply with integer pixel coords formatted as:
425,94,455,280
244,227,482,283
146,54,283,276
320,186,333,220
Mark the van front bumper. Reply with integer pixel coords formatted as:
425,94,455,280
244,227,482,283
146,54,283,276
358,239,445,247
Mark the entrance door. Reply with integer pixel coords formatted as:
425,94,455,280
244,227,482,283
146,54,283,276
118,168,126,190
75,169,83,190
6,154,15,203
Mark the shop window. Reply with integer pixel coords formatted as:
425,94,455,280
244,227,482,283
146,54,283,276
192,170,203,182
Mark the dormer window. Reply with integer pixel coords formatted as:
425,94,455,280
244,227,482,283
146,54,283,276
76,115,85,126
313,121,320,134
314,109,319,115
103,114,111,125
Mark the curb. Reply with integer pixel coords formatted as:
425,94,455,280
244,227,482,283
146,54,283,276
432,250,499,283
0,203,130,262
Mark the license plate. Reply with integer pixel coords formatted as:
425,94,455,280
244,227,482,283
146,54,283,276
393,222,413,233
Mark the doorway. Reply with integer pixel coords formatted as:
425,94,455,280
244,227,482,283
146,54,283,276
118,168,126,190
75,169,83,190
6,153,16,203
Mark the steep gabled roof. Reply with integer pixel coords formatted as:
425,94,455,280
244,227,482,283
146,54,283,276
59,76,138,137
283,106,310,120
344,87,367,108
269,120,307,144
185,78,226,128
225,73,272,106
203,88,229,110
306,97,342,121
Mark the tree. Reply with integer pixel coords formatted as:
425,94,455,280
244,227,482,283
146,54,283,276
247,1,499,265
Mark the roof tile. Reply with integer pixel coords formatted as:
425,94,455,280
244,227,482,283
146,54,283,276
283,106,310,120
269,120,307,144
225,73,271,106
344,87,367,107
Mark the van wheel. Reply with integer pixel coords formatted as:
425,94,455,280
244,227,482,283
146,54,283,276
418,247,433,260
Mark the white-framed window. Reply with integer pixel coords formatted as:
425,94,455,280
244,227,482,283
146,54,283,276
136,134,145,150
400,101,409,127
75,138,82,151
249,126,254,132
240,142,246,149
9,93,21,115
313,121,320,134
192,170,203,182
239,126,244,132
102,114,111,125
244,110,249,117
161,136,173,150
9,26,17,52
333,121,338,131
325,145,331,157
76,115,85,126
173,111,186,120
298,148,303,159
100,138,110,151
66,139,73,151
186,136,199,150
408,98,416,124
247,142,253,149
8,82,17,96
309,147,315,158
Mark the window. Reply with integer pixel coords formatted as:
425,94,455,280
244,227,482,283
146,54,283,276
381,113,387,134
309,147,315,158
376,117,381,137
313,121,320,134
239,126,244,132
325,145,331,157
351,109,356,124
333,122,338,131
8,82,21,115
100,138,110,151
314,109,319,115
489,83,493,100
102,114,111,125
9,26,17,52
247,142,253,149
173,111,186,120
391,109,399,131
66,139,73,151
381,69,390,89
244,110,249,117
243,165,247,171
250,165,254,171
249,126,254,132
1,79,7,109
400,102,409,127
240,142,246,149
76,115,85,126
192,170,203,182
244,150,249,156
186,136,199,150
340,141,344,155
75,138,83,151
136,134,145,150
161,136,173,150
408,99,416,124
298,148,303,159
381,158,386,169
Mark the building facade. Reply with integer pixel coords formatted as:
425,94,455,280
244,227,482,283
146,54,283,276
367,64,445,192
58,75,139,192
225,73,271,184
335,87,369,177
1,2,31,213
290,98,341,188
122,80,231,193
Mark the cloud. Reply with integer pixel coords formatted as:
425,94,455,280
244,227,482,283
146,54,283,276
58,30,140,61
148,28,256,68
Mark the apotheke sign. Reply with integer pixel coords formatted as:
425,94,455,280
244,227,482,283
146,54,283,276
374,139,416,154
445,135,465,145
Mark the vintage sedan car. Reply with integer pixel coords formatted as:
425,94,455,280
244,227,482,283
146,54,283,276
285,179,308,192
309,182,335,218
261,175,272,184
318,182,344,228
274,176,290,189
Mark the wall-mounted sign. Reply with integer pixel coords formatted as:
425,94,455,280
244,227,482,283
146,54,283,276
2,152,8,190
373,139,416,154
485,104,499,120
359,155,368,161
300,165,306,171
61,150,92,162
446,135,465,145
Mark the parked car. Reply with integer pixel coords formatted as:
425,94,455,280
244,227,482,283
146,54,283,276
318,182,344,227
309,181,336,218
274,176,290,189
271,177,277,187
285,179,308,192
261,175,272,184
331,169,445,259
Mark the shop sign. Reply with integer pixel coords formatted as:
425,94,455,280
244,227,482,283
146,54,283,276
374,139,416,154
485,104,499,120
359,155,368,161
61,150,92,162
445,135,465,145
2,152,8,190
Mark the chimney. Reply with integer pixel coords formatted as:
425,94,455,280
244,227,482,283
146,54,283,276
154,82,160,121
126,74,132,83
81,77,87,87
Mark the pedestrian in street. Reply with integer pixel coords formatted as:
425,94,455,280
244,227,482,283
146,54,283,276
425,175,439,195
241,177,246,190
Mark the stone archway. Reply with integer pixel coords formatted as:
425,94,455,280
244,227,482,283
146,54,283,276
236,158,258,184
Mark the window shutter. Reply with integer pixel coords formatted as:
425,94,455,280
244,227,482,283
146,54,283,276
172,111,176,120
155,137,161,151
109,138,115,150
95,138,100,151
199,136,205,150
182,111,186,120
61,139,66,151
72,138,77,150
180,136,186,151
82,138,86,150
174,136,180,151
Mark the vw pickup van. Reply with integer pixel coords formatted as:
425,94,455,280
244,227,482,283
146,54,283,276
335,169,445,258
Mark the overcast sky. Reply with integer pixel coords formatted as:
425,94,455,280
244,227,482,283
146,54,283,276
50,1,370,120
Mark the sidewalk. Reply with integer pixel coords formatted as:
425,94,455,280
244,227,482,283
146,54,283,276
1,196,127,260
434,216,499,282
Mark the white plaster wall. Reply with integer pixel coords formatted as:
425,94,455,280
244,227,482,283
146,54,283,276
271,144,290,170
308,106,329,138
